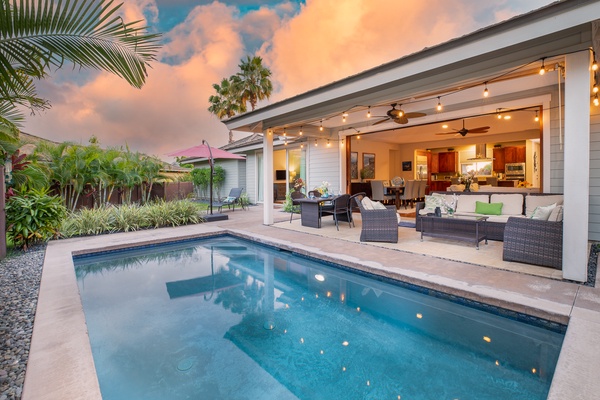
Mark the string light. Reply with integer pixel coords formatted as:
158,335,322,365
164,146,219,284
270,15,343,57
436,97,443,111
299,126,303,135
483,82,489,97
534,111,539,122
539,58,546,75
594,94,599,107
283,128,286,136
300,142,304,149
327,139,331,147
342,112,348,123
593,58,598,71
367,107,371,118
314,139,318,146
319,120,323,131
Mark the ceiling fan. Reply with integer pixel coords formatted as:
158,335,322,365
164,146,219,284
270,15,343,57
372,103,426,125
435,119,490,137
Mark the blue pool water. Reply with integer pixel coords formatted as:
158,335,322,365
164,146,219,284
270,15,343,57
74,236,565,400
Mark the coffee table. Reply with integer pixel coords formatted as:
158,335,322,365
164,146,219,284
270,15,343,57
420,214,489,249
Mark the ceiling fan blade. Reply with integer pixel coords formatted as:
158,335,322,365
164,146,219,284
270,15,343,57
394,116,409,124
466,130,489,134
372,118,390,126
435,132,459,135
466,126,491,133
403,112,427,119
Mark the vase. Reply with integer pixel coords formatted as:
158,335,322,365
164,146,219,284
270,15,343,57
464,182,471,192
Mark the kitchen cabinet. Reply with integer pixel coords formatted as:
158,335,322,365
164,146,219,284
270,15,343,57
431,153,439,174
504,146,526,164
493,148,505,172
430,180,451,192
438,152,457,173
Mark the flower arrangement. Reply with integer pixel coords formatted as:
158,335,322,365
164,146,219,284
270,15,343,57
293,178,304,191
317,181,331,196
517,180,531,188
459,171,476,190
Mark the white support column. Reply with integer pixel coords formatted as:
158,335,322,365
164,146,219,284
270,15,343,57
263,130,274,225
562,51,591,282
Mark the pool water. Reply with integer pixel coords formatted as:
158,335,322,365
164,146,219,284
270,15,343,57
74,236,565,400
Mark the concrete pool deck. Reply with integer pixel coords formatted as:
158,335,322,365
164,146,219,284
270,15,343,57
22,204,600,399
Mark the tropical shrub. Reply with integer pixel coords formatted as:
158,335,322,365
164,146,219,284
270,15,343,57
61,200,204,237
6,188,67,250
190,165,226,199
61,205,115,236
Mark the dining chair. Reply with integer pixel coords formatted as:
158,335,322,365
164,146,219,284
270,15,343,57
370,180,395,204
398,180,416,209
289,191,306,223
321,194,351,230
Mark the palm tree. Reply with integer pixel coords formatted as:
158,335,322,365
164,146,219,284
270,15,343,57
208,77,246,143
0,0,162,136
233,56,273,111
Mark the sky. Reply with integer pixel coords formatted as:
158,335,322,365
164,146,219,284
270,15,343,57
22,0,557,161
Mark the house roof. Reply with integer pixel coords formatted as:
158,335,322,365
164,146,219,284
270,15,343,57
223,0,599,137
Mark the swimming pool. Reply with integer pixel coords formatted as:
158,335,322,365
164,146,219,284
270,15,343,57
74,235,565,399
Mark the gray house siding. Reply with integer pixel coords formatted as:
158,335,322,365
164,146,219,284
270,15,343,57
589,108,600,240
307,144,341,194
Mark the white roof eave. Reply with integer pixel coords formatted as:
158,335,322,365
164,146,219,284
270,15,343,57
224,0,598,132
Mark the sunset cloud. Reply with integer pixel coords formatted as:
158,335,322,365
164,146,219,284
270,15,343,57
21,0,555,160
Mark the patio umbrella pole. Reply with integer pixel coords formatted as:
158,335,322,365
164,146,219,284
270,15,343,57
202,139,214,215
201,140,228,222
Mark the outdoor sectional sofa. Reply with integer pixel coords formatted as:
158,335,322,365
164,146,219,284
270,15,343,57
415,191,564,269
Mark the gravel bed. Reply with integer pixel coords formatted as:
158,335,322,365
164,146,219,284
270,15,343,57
0,244,46,400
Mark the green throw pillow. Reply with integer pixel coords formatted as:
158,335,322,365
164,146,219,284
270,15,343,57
475,201,503,215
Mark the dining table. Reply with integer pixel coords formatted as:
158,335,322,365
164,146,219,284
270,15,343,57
386,186,405,209
295,195,342,228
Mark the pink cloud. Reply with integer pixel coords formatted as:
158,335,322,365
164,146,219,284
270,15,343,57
21,0,555,160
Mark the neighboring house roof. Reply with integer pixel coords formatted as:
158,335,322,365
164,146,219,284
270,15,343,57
221,133,263,151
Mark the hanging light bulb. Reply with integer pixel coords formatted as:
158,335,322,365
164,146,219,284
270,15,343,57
534,111,539,122
319,121,323,131
594,94,599,107
283,128,287,136
327,139,331,147
314,139,318,146
593,58,598,71
300,142,304,149
299,126,303,135
356,135,361,140
436,97,443,111
340,138,345,147
593,81,599,94
483,82,489,97
539,58,546,75
367,107,371,118
284,139,288,145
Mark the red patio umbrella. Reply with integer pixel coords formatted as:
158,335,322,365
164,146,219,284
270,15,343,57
166,144,245,160
167,141,244,217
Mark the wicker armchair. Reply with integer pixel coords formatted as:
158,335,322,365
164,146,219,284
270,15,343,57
354,193,398,243
502,217,563,269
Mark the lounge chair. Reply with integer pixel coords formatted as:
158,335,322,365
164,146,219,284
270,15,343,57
214,188,244,212
354,193,398,243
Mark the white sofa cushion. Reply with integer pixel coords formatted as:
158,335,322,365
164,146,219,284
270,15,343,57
456,195,489,213
531,203,556,221
548,204,564,222
490,194,524,216
525,195,564,218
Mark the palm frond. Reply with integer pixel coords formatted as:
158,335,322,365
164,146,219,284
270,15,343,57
0,0,162,95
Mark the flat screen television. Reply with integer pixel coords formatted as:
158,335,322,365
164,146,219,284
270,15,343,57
275,170,286,180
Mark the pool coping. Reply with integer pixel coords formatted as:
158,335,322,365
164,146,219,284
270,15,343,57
21,222,600,400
